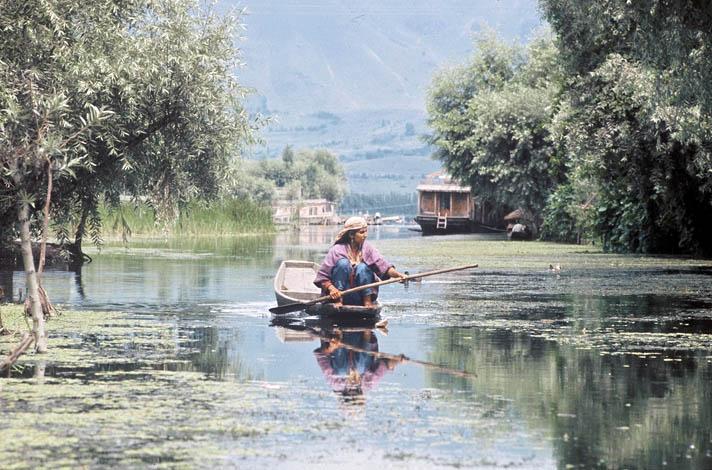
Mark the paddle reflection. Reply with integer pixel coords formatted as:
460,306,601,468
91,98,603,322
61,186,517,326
271,319,401,404
314,329,401,404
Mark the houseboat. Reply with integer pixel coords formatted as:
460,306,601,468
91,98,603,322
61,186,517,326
414,171,503,234
272,198,339,225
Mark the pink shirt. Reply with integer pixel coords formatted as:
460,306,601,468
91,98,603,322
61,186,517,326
314,351,392,393
314,241,393,287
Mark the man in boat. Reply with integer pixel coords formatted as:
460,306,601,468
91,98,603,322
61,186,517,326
314,216,405,308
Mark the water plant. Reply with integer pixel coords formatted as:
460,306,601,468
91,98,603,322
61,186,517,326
98,198,274,238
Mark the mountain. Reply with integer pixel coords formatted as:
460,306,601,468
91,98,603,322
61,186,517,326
225,0,543,194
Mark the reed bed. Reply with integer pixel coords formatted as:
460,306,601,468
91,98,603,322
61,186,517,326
100,198,274,237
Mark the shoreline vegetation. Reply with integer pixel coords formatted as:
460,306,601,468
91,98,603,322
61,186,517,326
99,198,275,238
0,198,276,269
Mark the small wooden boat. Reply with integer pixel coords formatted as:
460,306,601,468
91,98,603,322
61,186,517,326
271,315,386,338
273,260,382,320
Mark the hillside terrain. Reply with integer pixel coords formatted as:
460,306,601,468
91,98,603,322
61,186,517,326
232,0,542,194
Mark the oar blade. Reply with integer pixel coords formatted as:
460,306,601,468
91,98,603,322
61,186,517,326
269,302,310,315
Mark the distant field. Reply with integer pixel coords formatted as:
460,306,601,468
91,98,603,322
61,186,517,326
248,108,443,195
345,154,440,194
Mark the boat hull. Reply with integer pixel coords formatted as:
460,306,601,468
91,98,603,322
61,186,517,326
415,216,506,235
273,260,382,320
305,302,382,319
415,215,475,235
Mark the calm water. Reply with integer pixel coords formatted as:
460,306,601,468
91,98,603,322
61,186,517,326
2,225,712,468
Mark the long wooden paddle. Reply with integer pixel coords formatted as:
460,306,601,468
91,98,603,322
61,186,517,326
269,263,478,315
323,331,477,378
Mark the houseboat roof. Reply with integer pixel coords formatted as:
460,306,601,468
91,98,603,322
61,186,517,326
416,171,470,193
273,198,333,207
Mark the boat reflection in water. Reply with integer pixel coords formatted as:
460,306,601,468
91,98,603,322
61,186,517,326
272,319,401,405
314,329,402,404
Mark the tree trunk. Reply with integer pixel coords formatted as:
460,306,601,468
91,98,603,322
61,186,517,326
36,162,57,318
69,199,93,269
0,269,13,303
18,200,48,353
38,159,53,275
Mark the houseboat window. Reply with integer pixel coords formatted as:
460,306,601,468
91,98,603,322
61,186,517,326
452,192,469,215
438,192,451,214
420,192,436,213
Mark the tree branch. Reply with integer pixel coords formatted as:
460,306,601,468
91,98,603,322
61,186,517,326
0,333,34,374
38,159,53,274
125,109,180,151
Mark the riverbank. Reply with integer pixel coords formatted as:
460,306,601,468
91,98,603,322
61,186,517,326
380,236,712,269
0,198,275,270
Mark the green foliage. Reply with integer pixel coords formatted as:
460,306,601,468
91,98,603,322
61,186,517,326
176,199,273,235
281,145,295,165
426,32,565,228
99,198,273,237
230,162,277,205
428,5,712,255
0,0,257,247
99,201,156,239
540,182,596,244
541,0,712,255
539,184,577,243
541,0,712,125
246,148,346,203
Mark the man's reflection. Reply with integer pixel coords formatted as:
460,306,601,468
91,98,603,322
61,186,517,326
314,329,401,404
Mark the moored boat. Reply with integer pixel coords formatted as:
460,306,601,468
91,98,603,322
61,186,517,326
273,260,382,319
414,171,506,234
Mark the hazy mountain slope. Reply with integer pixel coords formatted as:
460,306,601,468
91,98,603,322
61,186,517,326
238,0,542,112
224,0,542,195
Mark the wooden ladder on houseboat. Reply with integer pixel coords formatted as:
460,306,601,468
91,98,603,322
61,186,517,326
436,214,448,229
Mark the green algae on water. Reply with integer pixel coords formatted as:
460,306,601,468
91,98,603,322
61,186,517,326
0,308,331,467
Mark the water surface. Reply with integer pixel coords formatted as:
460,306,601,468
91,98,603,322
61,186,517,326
2,225,712,468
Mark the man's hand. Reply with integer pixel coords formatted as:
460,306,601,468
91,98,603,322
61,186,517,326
387,354,406,369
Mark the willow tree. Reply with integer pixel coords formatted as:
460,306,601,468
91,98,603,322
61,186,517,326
0,0,255,352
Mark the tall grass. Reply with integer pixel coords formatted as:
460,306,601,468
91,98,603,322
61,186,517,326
176,199,274,235
100,198,274,237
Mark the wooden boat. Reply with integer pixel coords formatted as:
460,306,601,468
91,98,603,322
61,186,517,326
273,260,382,320
271,315,385,338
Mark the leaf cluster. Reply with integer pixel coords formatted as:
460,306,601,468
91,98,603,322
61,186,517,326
235,147,346,204
540,0,712,255
426,32,565,228
0,0,257,247
427,4,712,255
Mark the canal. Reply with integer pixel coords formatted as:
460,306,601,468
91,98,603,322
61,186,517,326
1,225,712,468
